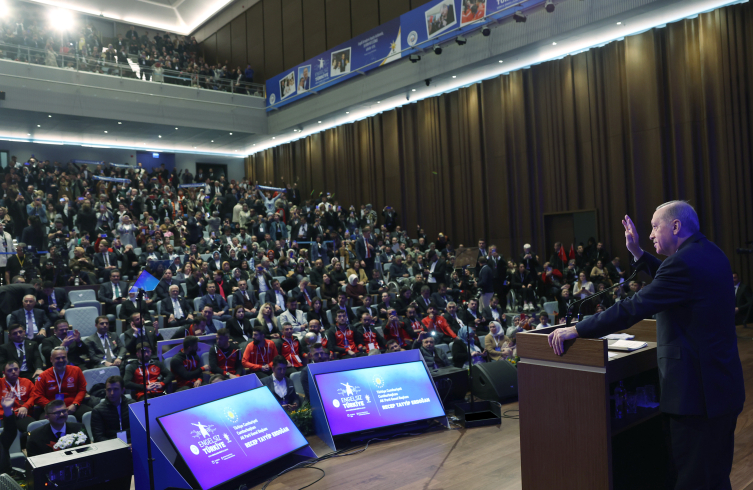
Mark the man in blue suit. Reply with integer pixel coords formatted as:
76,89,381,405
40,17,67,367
549,201,744,490
199,282,230,321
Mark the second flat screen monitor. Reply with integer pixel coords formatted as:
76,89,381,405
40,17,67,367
314,360,445,436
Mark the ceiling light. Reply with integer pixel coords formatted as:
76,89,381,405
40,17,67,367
318,121,322,124
616,21,622,25
118,122,122,124
545,0,555,13
229,132,233,135
499,60,504,63
412,89,416,92
175,127,178,130
346,111,350,114
272,137,276,139
48,115,52,118
253,144,256,146
37,125,41,127
513,10,527,22
409,54,421,63
481,26,491,36
27,133,30,136
455,36,467,46
211,140,214,142
377,101,381,104
552,42,558,45
49,9,74,30
433,45,442,55
158,135,162,138
452,75,456,78
104,131,108,133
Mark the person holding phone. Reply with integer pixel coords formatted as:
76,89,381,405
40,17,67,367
40,320,87,368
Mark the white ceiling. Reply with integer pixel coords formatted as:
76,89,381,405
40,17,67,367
22,0,238,34
0,108,253,156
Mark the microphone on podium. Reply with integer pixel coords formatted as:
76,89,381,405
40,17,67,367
563,266,642,329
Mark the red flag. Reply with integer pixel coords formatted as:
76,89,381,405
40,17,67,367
558,245,568,264
568,244,575,260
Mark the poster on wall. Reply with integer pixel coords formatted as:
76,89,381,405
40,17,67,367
266,17,402,111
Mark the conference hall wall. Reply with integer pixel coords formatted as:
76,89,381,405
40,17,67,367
246,3,753,281
200,0,434,82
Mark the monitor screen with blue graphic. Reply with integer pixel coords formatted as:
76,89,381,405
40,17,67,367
157,387,308,490
313,360,445,436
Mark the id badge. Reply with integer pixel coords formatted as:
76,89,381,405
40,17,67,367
494,347,501,352
55,393,65,401
117,431,128,444
368,343,376,351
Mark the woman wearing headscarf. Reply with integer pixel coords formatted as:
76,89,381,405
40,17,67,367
485,321,510,362
117,214,138,248
346,273,367,307
452,325,487,368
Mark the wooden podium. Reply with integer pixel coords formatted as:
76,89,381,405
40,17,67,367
517,320,667,490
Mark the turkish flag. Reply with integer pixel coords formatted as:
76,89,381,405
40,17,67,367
568,243,576,260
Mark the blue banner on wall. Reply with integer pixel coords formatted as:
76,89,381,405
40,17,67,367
265,0,542,110
266,18,402,110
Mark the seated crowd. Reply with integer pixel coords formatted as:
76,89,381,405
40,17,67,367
0,13,258,94
0,154,653,473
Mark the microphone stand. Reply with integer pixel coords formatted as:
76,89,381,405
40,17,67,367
564,269,640,329
137,288,156,490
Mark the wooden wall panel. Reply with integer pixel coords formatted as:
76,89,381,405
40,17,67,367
379,0,410,23
246,3,265,81
410,0,432,10
351,0,380,38
302,0,328,60
263,0,284,79
216,24,232,66
282,0,305,70
230,15,247,69
203,33,217,64
325,0,352,49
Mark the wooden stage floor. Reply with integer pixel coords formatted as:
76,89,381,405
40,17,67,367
251,324,753,490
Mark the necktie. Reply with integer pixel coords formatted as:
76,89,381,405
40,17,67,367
173,299,183,319
365,238,370,258
104,253,110,267
102,335,113,362
26,311,35,338
49,295,55,311
114,284,120,298
56,431,62,439
16,344,26,371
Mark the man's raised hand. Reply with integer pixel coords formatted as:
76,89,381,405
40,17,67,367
622,215,643,260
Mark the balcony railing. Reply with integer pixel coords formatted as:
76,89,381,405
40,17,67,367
0,42,265,98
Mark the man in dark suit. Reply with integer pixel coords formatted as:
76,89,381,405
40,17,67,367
93,240,117,281
10,294,51,342
0,323,44,381
549,202,745,489
37,281,70,321
199,282,230,320
261,355,299,411
26,399,90,457
186,268,207,300
97,269,127,318
426,251,446,294
477,256,495,309
430,283,452,313
232,279,259,315
83,316,125,371
122,312,162,363
733,272,753,325
414,286,434,317
152,268,176,303
355,226,377,275
161,285,195,329
41,319,88,368
120,291,154,329
291,278,317,312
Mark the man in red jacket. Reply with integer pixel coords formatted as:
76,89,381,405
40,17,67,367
242,327,278,379
421,305,456,344
382,309,416,349
169,336,209,391
33,347,91,421
123,344,173,400
208,329,242,379
326,310,359,359
0,360,37,432
280,323,305,372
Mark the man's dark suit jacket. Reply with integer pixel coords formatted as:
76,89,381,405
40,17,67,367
41,335,88,368
9,308,51,340
152,280,175,302
0,339,43,379
735,283,753,324
37,287,71,317
430,292,451,312
123,327,163,362
186,276,206,299
98,281,128,313
26,422,89,457
93,252,116,277
160,297,194,327
575,232,745,418
260,375,298,406
355,236,376,262
83,331,126,366
232,289,259,311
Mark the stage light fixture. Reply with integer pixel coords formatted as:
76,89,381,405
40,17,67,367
409,54,421,63
481,25,491,36
513,10,527,22
433,45,442,55
545,0,555,12
455,36,467,45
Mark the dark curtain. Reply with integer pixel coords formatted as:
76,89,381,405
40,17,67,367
246,3,753,281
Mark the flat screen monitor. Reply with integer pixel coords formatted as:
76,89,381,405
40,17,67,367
313,360,446,436
157,386,308,490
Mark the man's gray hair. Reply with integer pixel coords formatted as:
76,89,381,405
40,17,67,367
656,201,700,234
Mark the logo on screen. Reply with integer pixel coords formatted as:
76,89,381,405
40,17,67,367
190,421,216,439
224,407,239,424
190,445,200,455
337,382,361,397
373,375,385,388
332,399,341,408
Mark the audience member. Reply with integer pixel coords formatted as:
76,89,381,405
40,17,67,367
90,375,131,443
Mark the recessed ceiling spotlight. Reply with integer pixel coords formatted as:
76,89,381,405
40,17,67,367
104,131,108,133
211,140,214,142
616,21,622,25
229,132,233,135
499,60,504,63
48,115,52,118
318,121,322,124
272,137,276,139
253,144,256,146
452,75,457,78
27,133,30,136
346,111,350,114
37,125,41,127
158,135,162,138
411,89,416,92
175,127,178,130
377,101,381,104
118,122,122,124
553,41,557,45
